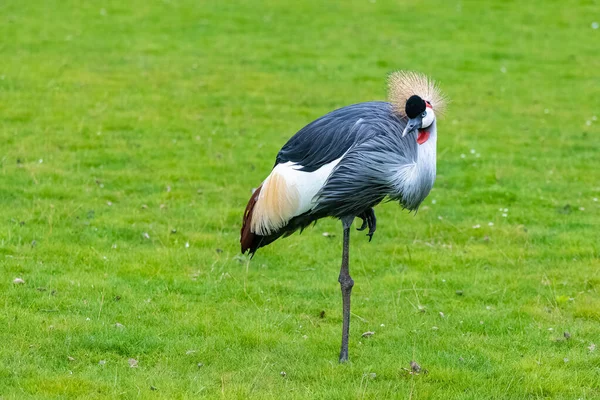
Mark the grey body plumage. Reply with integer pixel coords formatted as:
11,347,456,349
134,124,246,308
279,101,436,219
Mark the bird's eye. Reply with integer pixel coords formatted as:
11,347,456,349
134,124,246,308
421,111,427,118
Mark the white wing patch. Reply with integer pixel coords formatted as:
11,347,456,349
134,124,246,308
251,158,342,235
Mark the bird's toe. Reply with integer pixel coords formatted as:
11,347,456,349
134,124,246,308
356,218,368,231
352,209,377,240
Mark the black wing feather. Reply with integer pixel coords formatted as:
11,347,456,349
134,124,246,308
275,101,397,172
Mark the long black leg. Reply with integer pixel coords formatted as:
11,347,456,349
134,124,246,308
356,208,377,242
339,216,354,362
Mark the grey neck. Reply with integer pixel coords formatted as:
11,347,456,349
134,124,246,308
393,120,437,210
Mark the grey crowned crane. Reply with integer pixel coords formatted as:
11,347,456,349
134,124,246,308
240,71,447,362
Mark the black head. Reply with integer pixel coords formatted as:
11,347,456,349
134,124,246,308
405,95,426,119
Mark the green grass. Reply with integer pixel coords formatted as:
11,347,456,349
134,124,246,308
1,0,600,398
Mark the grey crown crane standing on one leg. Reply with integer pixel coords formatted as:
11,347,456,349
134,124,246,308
240,71,447,362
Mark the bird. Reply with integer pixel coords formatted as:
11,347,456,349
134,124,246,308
240,71,447,362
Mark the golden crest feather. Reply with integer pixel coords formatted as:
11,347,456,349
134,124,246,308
388,71,448,118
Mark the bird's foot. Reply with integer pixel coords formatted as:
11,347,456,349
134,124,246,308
356,208,376,241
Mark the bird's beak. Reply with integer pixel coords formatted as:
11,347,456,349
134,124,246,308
401,117,422,138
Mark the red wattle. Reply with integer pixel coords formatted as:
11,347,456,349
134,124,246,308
417,129,430,145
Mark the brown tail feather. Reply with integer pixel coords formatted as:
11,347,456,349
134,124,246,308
240,185,262,254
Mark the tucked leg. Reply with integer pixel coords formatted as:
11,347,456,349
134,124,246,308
339,216,354,363
356,208,377,242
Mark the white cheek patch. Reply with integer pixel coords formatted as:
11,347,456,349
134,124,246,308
421,109,435,129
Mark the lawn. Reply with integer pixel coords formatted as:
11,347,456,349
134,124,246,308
1,0,599,398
